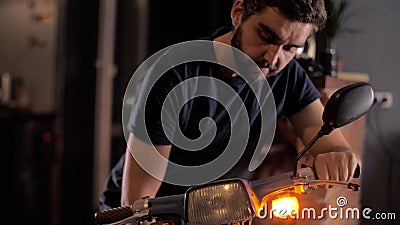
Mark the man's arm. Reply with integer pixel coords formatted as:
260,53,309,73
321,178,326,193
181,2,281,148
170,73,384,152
121,133,172,209
289,99,359,182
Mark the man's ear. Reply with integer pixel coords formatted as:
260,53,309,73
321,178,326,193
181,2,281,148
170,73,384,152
231,0,243,28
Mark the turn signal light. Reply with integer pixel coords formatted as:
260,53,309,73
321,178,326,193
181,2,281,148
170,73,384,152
271,196,299,219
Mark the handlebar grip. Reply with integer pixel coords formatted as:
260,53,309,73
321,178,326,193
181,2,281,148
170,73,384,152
304,163,361,179
95,206,133,224
353,164,361,178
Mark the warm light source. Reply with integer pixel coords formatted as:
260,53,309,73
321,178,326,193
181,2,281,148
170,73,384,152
271,196,299,219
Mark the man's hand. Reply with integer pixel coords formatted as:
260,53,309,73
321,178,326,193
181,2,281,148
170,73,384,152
313,151,359,188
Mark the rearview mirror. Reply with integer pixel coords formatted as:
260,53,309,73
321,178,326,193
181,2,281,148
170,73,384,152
293,82,374,178
322,82,375,131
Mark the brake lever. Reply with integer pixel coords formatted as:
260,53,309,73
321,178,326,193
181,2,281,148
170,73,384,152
295,163,361,192
306,180,360,191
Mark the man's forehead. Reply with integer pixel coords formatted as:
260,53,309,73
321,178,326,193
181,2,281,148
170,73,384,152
251,8,313,42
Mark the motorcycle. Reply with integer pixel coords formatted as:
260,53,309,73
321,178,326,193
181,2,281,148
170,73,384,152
94,82,374,225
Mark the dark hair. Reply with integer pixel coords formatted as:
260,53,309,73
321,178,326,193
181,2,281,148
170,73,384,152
241,0,327,30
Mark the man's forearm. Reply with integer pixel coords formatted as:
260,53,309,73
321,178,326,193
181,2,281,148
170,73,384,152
121,134,171,206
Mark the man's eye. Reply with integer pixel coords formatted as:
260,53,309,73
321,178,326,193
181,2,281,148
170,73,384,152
260,35,274,44
283,46,298,53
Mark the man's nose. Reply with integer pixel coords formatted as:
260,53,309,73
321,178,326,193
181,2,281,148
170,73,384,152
264,45,281,67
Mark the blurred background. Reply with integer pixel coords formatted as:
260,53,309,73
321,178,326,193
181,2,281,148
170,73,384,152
0,0,399,225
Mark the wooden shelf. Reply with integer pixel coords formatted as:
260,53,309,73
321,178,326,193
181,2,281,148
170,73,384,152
309,72,369,90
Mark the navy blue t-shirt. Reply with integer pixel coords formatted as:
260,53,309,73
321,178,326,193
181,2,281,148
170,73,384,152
127,27,320,196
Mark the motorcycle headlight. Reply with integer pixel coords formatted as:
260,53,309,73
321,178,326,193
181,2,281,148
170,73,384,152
186,179,258,225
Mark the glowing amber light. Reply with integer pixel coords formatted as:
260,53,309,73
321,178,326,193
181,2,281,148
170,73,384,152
271,196,299,219
223,184,231,190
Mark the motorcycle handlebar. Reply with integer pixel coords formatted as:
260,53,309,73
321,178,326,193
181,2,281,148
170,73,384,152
94,206,133,225
94,165,361,225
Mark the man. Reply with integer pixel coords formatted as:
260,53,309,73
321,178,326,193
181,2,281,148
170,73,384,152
99,0,359,221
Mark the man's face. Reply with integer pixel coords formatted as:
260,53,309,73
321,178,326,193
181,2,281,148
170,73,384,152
231,7,313,77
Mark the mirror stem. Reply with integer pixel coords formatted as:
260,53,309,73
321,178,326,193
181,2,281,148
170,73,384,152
292,124,334,179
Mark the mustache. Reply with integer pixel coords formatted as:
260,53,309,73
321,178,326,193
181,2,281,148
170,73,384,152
258,61,278,74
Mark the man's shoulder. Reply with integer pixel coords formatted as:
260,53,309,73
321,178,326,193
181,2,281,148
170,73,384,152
282,58,306,74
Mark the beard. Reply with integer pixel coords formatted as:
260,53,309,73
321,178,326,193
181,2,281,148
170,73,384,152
231,24,278,77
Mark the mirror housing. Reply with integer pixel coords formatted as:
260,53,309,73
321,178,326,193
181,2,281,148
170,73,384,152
322,82,374,132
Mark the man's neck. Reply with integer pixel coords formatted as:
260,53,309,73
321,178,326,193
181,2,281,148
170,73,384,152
212,33,240,79
214,31,233,46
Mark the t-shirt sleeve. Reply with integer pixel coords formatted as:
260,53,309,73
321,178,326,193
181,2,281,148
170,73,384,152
127,65,181,145
281,60,321,116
